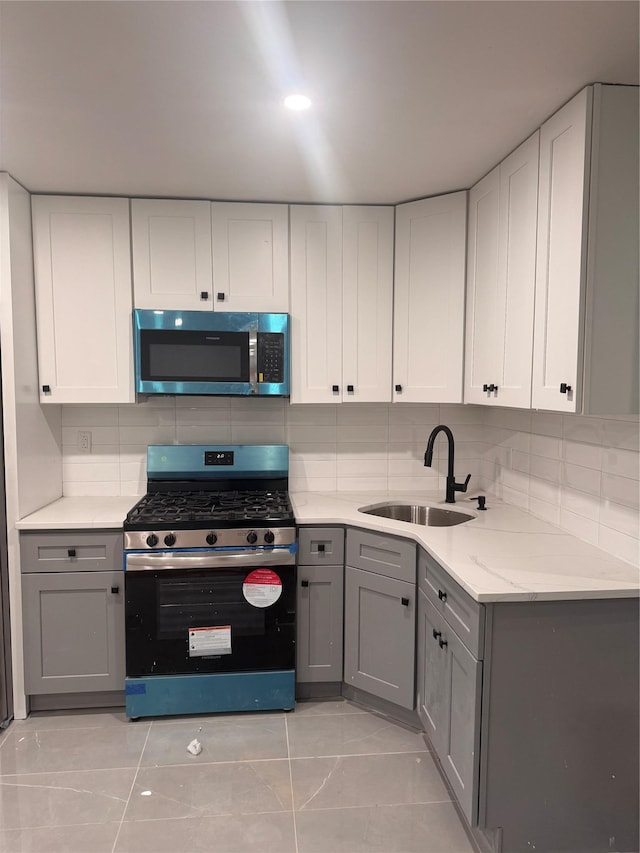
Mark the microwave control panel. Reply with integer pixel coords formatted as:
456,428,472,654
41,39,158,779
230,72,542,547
257,333,285,383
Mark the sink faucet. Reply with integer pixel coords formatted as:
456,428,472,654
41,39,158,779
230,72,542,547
424,424,471,504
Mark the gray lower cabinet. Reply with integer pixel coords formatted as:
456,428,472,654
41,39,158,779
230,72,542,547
417,588,482,824
22,570,125,693
296,563,344,683
21,531,125,695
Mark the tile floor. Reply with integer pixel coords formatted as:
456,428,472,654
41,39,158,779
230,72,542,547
0,699,476,853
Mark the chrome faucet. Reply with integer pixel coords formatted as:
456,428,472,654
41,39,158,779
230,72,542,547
424,424,471,504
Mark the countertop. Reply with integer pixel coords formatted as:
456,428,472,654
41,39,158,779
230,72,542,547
16,491,640,603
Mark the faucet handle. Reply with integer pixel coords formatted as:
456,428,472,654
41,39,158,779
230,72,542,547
455,473,471,493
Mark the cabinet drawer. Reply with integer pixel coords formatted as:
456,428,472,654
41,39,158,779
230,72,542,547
21,531,124,573
298,527,345,566
419,549,484,659
346,528,415,583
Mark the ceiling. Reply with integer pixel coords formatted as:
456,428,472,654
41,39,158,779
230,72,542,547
0,1,638,205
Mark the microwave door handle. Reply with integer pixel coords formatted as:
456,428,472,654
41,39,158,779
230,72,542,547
125,548,295,571
249,327,258,394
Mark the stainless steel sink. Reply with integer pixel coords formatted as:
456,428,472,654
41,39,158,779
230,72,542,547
358,502,474,526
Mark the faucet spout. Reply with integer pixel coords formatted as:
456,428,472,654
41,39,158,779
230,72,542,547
424,424,471,503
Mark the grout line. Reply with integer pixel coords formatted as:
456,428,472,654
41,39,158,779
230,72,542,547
110,720,152,853
284,713,299,853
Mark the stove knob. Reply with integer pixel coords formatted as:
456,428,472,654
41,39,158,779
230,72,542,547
246,531,258,545
164,533,176,547
146,534,159,548
206,532,218,546
264,530,275,545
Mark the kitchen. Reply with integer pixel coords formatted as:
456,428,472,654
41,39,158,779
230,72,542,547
0,2,639,852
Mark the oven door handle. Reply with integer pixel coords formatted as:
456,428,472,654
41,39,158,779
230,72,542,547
125,548,296,572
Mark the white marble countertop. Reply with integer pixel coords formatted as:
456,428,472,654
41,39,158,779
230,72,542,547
16,491,640,603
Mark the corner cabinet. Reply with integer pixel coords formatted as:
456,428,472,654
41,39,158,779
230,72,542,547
31,196,134,403
393,192,467,403
131,200,289,313
532,83,639,414
464,132,539,408
290,205,394,403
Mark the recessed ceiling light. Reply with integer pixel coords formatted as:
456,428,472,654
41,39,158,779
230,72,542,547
284,94,311,111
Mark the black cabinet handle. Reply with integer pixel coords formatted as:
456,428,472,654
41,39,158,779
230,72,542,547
332,385,340,393
216,292,225,301
401,597,409,606
438,638,448,649
42,385,51,393
67,548,76,558
560,383,572,394
347,385,354,393
482,383,489,392
111,586,119,594
200,291,209,300
438,589,447,602
395,384,402,393
483,383,498,392
432,629,442,641
301,579,309,588
317,543,325,553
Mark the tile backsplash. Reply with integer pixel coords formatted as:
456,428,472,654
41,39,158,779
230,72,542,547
61,400,639,566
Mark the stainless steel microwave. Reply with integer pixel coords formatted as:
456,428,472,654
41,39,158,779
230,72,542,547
133,310,290,396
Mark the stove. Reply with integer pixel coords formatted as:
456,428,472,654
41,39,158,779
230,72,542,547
123,444,297,720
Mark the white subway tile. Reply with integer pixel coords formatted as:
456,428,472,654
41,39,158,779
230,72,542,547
118,425,176,445
61,406,119,427
439,404,485,424
528,477,561,505
602,418,640,452
562,414,604,445
388,475,440,492
175,396,230,409
562,440,602,471
529,455,561,483
286,404,337,426
482,444,511,468
336,424,389,443
231,398,286,418
560,487,600,522
62,426,119,447
388,404,439,424
601,448,640,480
287,425,337,445
528,497,561,526
455,441,488,460
290,444,337,461
289,477,337,492
389,458,433,478
492,408,532,432
175,425,233,444
531,412,564,437
500,484,529,509
599,502,640,538
597,525,640,567
501,467,531,494
511,451,530,474
290,459,337,479
530,434,562,460
62,446,119,466
231,424,286,444
561,462,601,496
119,460,147,483
175,407,231,426
62,462,120,483
338,459,387,477
388,423,438,444
337,404,389,425
63,482,121,497
559,508,599,545
118,405,175,427
601,473,640,510
337,476,388,491
338,442,389,459
120,482,145,497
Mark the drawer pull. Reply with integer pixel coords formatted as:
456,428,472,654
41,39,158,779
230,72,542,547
438,637,448,649
317,543,326,553
111,586,120,594
67,548,76,558
438,589,447,602
401,597,409,606
432,629,442,641
301,579,309,588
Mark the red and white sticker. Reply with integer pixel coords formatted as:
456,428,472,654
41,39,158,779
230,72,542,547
243,569,282,608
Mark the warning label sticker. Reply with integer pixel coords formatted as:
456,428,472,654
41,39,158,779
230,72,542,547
188,625,232,657
242,568,283,608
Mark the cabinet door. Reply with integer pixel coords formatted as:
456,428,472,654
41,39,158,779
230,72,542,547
344,566,415,709
131,199,213,310
32,196,134,403
211,202,289,312
341,206,393,402
393,192,467,403
290,205,343,403
532,87,592,412
296,564,344,683
464,168,500,405
22,571,125,694
417,588,448,755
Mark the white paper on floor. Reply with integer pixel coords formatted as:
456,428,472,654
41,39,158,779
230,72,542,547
187,737,203,755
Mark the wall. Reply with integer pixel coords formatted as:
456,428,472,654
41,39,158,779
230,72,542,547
60,399,638,567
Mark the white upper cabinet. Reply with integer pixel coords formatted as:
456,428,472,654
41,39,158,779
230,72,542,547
393,193,467,403
532,84,638,414
290,205,393,404
131,198,213,310
211,202,289,312
465,132,539,407
32,196,134,404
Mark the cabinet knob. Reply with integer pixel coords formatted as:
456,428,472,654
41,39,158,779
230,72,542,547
301,579,309,588
438,589,447,602
42,385,51,393
332,385,340,393
216,292,225,301
482,383,489,392
395,384,402,393
67,548,76,558
200,291,209,300
438,637,448,649
111,586,120,594
432,629,442,641
401,597,410,607
317,543,326,553
347,385,354,393
560,383,572,394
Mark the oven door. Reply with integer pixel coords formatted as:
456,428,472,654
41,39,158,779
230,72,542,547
124,549,295,677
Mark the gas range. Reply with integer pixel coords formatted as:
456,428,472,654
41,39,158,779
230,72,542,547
123,445,295,551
